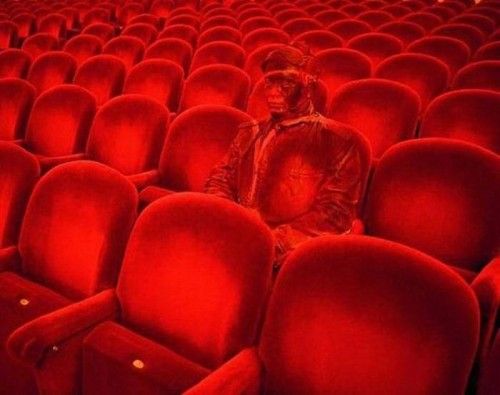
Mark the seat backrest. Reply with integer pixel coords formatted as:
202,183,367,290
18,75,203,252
169,14,200,29
328,19,372,40
356,10,393,28
259,235,479,394
63,34,104,66
179,64,251,111
25,85,96,156
282,17,323,37
121,22,158,45
274,9,309,25
314,10,349,25
402,11,443,32
117,2,145,25
123,59,184,111
21,33,59,59
158,24,198,47
474,42,500,62
27,51,77,95
242,28,289,53
81,22,116,42
198,26,242,46
0,21,18,49
380,4,412,17
103,36,145,70
158,104,252,191
19,160,137,299
346,32,403,67
363,138,500,271
0,142,39,248
82,7,111,27
241,16,279,35
74,54,126,106
0,48,32,78
12,13,36,38
144,37,193,74
292,30,343,54
190,41,245,73
452,61,500,92
38,12,66,38
431,23,485,52
328,78,421,158
420,89,500,154
450,14,495,35
86,94,169,175
117,192,273,369
377,21,426,46
0,78,36,141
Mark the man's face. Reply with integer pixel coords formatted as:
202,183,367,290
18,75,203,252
264,70,306,118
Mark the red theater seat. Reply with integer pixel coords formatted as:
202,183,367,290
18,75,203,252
475,42,500,61
189,41,245,73
242,28,290,53
328,19,372,41
0,21,18,49
12,13,36,40
375,53,450,111
237,8,272,22
0,161,137,395
27,51,77,96
361,0,387,9
21,33,59,60
169,14,200,30
356,10,393,28
292,30,343,54
380,4,412,17
313,10,349,26
0,49,32,78
38,13,66,38
477,331,500,395
200,15,239,31
124,59,184,111
466,7,500,26
74,54,126,106
328,79,420,158
282,17,323,38
139,105,252,205
205,8,236,20
121,22,158,45
304,4,330,15
179,64,251,111
81,192,273,394
128,14,161,29
0,79,36,142
81,23,116,43
377,21,426,47
346,32,403,67
169,6,198,18
420,89,500,154
402,11,443,32
316,48,372,106
241,16,279,35
363,138,499,276
117,2,145,26
158,24,198,47
144,37,193,74
339,4,370,16
452,61,500,92
103,36,145,71
150,0,174,18
186,236,479,395
449,14,495,36
274,10,309,25
198,26,242,46
400,0,427,11
0,142,39,248
432,23,485,52
63,35,104,66
81,8,111,28
23,85,96,170
407,36,470,76
423,5,456,21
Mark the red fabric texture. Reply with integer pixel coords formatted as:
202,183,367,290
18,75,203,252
363,138,500,272
81,23,116,43
21,33,59,60
158,24,198,47
198,26,242,47
328,78,420,158
0,78,36,141
259,236,479,394
38,13,66,38
25,84,97,158
432,23,485,52
102,36,145,71
282,18,323,37
189,41,245,73
327,19,372,40
474,42,500,61
63,34,104,66
478,331,500,395
122,23,158,45
402,11,443,31
201,15,239,31
452,61,500,92
292,30,343,54
377,21,426,46
241,28,290,54
144,38,193,74
116,193,274,369
0,143,39,248
0,20,18,49
27,51,77,96
179,64,250,111
241,17,279,36
420,89,500,154
357,10,394,28
124,59,184,111
0,48,32,78
74,54,126,106
86,94,169,176
346,32,404,67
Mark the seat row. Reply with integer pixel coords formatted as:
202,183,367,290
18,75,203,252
0,144,497,393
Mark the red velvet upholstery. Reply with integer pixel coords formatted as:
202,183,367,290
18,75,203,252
150,0,174,18
86,94,169,177
402,11,443,31
316,48,372,105
380,4,412,17
21,33,59,59
328,78,420,158
201,15,239,31
122,22,158,45
292,30,343,54
82,8,111,28
346,32,403,67
423,5,456,21
478,331,500,395
190,41,245,73
375,53,450,111
282,17,323,37
241,16,279,35
103,36,145,71
328,19,372,40
144,38,193,74
238,8,271,22
25,85,96,161
475,42,500,61
124,59,183,111
274,9,309,25
179,64,250,111
432,23,486,52
242,28,289,54
356,10,393,28
377,21,426,46
0,20,18,49
363,138,500,272
74,54,126,106
27,51,77,96
117,2,145,25
81,22,116,42
169,14,200,29
407,36,471,76
0,160,137,394
0,48,32,78
420,89,500,154
314,10,349,25
139,104,252,206
127,14,161,29
452,61,500,92
38,13,66,38
82,192,274,393
12,13,36,40
158,24,198,47
0,78,36,141
0,142,39,248
450,14,495,35
198,26,242,46
258,236,479,394
63,35,103,66
339,4,370,16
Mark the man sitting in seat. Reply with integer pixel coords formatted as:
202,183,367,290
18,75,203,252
205,44,368,269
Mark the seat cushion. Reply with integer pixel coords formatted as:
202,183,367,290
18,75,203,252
83,321,210,394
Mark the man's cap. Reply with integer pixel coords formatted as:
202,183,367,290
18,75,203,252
261,43,320,77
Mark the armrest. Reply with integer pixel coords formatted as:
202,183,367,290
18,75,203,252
126,169,160,190
184,348,261,395
38,153,86,173
7,289,119,367
472,256,500,364
0,246,21,272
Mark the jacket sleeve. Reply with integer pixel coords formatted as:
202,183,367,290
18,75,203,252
273,132,365,261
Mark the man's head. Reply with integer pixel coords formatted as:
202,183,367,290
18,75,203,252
261,44,319,120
